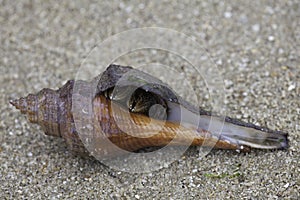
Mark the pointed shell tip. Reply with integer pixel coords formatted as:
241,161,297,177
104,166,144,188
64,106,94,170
9,99,18,108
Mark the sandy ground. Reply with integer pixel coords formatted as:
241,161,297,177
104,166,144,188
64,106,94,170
1,0,299,199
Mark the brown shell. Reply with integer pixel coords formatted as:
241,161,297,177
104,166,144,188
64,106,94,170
10,64,288,157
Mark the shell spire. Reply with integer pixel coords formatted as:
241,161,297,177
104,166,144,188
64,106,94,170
10,88,62,137
10,80,90,156
10,94,40,124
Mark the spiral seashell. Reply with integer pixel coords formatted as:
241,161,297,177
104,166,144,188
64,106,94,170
10,64,288,157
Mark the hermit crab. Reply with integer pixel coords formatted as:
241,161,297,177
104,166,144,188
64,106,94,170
10,64,288,157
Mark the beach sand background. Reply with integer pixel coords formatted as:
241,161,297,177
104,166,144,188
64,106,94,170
1,1,299,199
